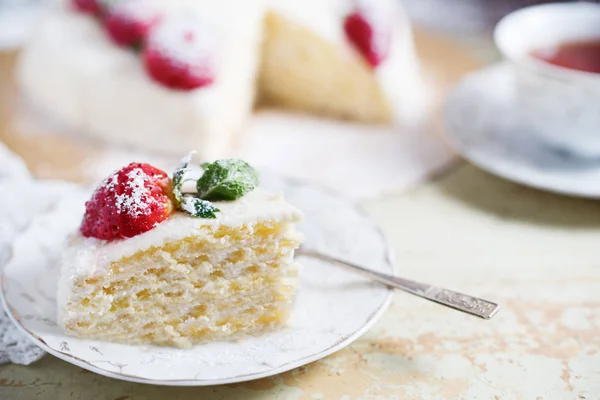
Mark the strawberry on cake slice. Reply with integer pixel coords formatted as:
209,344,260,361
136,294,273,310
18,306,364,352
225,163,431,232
57,157,303,347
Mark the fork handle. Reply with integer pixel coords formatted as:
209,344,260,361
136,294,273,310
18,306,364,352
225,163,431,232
298,250,500,320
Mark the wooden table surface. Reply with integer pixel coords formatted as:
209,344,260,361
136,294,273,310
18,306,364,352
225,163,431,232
2,31,600,400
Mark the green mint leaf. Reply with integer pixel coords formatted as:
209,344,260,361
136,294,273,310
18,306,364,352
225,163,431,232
172,153,193,205
196,159,259,201
179,197,219,219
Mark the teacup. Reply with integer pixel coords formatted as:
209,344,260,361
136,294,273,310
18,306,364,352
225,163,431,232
494,2,600,158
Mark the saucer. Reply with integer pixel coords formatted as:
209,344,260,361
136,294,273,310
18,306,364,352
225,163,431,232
445,63,600,198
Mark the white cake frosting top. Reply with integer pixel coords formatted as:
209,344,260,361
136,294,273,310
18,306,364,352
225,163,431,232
64,188,302,274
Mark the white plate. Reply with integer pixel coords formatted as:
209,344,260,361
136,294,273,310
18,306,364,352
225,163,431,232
0,173,393,385
445,63,600,198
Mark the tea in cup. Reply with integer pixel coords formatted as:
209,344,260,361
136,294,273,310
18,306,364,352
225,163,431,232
494,2,600,157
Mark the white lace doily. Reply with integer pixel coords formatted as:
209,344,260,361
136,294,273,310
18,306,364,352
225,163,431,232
0,142,50,365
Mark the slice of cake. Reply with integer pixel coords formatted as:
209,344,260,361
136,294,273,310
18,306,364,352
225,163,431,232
57,158,303,347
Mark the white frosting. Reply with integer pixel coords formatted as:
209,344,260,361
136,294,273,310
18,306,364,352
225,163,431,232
19,0,426,157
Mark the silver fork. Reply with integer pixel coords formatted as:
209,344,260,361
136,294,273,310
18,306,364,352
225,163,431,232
297,248,500,320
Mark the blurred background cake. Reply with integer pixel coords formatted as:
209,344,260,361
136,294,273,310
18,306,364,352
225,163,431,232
4,0,561,196
17,0,425,159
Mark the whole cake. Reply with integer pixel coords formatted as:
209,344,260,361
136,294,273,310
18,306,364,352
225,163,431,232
57,157,303,347
18,0,426,159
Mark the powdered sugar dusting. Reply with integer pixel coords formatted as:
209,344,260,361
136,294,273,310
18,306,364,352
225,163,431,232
179,197,197,215
148,14,217,71
110,0,161,21
100,167,157,218
116,168,153,217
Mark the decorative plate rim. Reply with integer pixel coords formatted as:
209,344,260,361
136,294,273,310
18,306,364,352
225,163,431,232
0,177,395,386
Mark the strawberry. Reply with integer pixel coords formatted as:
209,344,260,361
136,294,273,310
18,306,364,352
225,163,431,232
103,0,163,48
80,163,174,240
343,7,392,68
142,16,216,90
71,0,103,15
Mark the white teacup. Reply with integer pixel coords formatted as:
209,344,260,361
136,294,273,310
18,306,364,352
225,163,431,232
494,2,600,158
